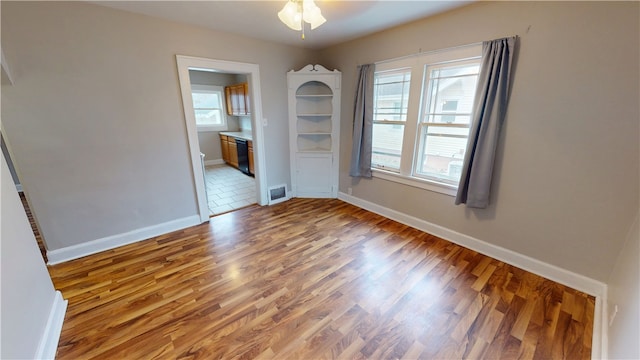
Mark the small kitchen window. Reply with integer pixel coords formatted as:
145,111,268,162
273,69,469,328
191,84,228,131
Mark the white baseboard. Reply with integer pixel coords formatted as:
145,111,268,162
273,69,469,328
337,192,605,295
594,295,608,360
46,215,201,264
35,291,67,360
204,159,224,166
337,192,607,359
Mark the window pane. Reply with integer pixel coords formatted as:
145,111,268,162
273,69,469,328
192,92,220,109
374,70,411,122
442,100,458,111
425,115,472,125
372,123,404,171
425,64,479,123
416,59,480,184
372,69,410,171
438,63,480,78
195,109,222,125
426,125,470,136
427,76,440,114
417,128,468,183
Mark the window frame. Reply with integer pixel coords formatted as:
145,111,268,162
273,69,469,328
190,84,228,132
370,44,482,196
413,58,481,185
371,66,412,172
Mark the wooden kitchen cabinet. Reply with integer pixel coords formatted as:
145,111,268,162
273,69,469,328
220,135,230,163
224,83,250,116
220,134,238,168
228,139,238,168
248,140,254,175
220,133,254,175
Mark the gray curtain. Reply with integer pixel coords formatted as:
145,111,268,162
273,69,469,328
349,64,375,178
455,36,517,208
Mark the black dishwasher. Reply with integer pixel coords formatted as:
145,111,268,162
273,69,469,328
235,138,250,176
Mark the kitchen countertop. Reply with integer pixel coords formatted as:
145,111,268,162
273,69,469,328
220,131,253,142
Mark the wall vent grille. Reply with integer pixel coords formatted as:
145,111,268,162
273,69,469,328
268,185,288,205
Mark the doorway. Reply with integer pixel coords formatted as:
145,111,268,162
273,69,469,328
204,163,256,215
2,132,48,262
176,56,267,222
187,69,256,215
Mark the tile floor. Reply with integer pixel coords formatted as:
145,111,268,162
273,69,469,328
204,164,256,216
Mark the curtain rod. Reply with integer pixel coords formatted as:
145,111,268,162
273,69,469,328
371,35,517,66
373,41,482,66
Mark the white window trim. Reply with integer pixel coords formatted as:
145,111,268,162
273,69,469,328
371,67,412,172
373,168,458,196
371,44,482,196
191,84,228,132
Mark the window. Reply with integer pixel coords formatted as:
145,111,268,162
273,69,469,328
416,61,479,185
372,69,411,171
191,85,227,131
371,45,481,194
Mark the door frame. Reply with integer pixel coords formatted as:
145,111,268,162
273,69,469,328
176,55,267,223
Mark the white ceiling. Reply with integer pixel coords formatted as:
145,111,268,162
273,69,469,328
92,1,472,50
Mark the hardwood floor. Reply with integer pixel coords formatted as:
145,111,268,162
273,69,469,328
48,198,594,359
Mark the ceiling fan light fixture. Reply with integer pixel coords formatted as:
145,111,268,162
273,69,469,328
303,1,326,30
278,0,326,38
277,1,302,31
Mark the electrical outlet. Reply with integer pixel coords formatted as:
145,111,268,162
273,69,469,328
609,304,619,327
348,187,353,195
262,118,268,127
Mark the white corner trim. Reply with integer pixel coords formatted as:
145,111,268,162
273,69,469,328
338,192,608,359
1,46,15,85
46,215,202,264
594,294,608,360
204,159,224,166
34,291,67,360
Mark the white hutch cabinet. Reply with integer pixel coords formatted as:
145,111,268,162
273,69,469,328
287,64,341,198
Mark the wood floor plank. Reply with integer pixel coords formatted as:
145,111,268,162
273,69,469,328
46,198,595,359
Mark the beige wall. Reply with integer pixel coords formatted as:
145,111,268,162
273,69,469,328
2,1,638,355
1,152,59,358
320,1,639,282
607,214,640,359
1,1,316,251
2,0,638,282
